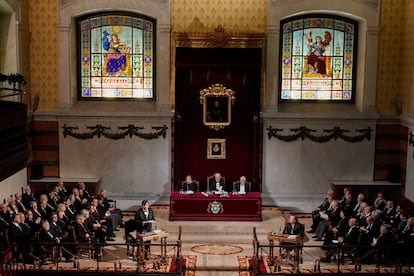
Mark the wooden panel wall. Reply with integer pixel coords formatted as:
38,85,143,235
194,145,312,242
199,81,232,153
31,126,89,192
29,121,59,178
374,124,408,184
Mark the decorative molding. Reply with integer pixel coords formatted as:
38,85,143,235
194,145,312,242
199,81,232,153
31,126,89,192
269,0,281,8
59,0,170,9
173,24,265,48
62,124,168,140
267,126,372,143
59,0,70,8
269,0,379,9
356,0,379,9
210,25,231,48
150,0,169,7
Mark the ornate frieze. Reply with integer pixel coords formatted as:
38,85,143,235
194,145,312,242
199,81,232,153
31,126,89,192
62,124,168,140
173,24,265,48
267,126,372,143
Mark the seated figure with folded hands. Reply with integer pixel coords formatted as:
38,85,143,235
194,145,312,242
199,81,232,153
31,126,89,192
181,175,198,194
233,176,250,195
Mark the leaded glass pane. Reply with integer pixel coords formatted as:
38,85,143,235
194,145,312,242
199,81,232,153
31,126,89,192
280,15,357,101
79,13,155,100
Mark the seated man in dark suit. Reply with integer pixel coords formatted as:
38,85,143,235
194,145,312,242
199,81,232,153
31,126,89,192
182,175,197,194
209,172,225,192
358,224,394,265
135,200,156,259
323,210,349,249
321,217,360,262
38,220,61,255
283,215,305,237
281,215,305,257
74,214,91,243
309,190,334,233
314,200,341,241
234,176,250,194
9,213,31,262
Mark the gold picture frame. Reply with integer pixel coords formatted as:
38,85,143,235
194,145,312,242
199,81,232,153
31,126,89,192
200,84,236,131
207,138,226,159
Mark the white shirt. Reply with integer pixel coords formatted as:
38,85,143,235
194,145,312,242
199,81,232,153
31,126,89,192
216,182,222,191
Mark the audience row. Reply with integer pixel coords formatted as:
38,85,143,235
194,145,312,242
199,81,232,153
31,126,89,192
0,181,123,263
306,188,414,265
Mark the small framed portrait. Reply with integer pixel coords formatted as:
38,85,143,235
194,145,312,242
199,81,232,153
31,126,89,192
207,138,226,159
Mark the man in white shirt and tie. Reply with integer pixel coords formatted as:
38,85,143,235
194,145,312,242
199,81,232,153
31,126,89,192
234,176,249,194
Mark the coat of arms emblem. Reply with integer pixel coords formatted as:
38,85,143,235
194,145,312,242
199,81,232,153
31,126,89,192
207,201,224,214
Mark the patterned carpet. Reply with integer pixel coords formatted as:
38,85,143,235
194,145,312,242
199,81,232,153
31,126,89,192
236,255,413,275
17,255,197,274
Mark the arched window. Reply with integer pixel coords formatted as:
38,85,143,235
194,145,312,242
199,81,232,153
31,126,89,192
77,12,155,100
280,15,357,102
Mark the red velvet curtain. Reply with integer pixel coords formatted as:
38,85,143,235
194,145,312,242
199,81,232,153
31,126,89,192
174,48,262,192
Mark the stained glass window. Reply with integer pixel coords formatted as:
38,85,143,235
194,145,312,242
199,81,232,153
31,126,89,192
280,15,357,101
78,13,155,99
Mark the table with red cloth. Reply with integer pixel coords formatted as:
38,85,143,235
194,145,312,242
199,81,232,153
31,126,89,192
169,192,262,221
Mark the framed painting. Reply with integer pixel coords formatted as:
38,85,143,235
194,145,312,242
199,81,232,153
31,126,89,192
200,84,236,131
207,138,226,159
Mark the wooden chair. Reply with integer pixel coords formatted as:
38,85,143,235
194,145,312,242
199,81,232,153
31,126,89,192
124,218,138,259
206,174,225,192
232,181,251,193
71,227,93,259
340,231,362,265
180,180,199,192
35,232,60,264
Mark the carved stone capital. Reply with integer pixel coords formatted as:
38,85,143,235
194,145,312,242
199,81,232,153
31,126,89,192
150,0,169,7
357,0,379,9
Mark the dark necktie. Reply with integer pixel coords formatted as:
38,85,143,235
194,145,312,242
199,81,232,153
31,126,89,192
18,201,26,211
